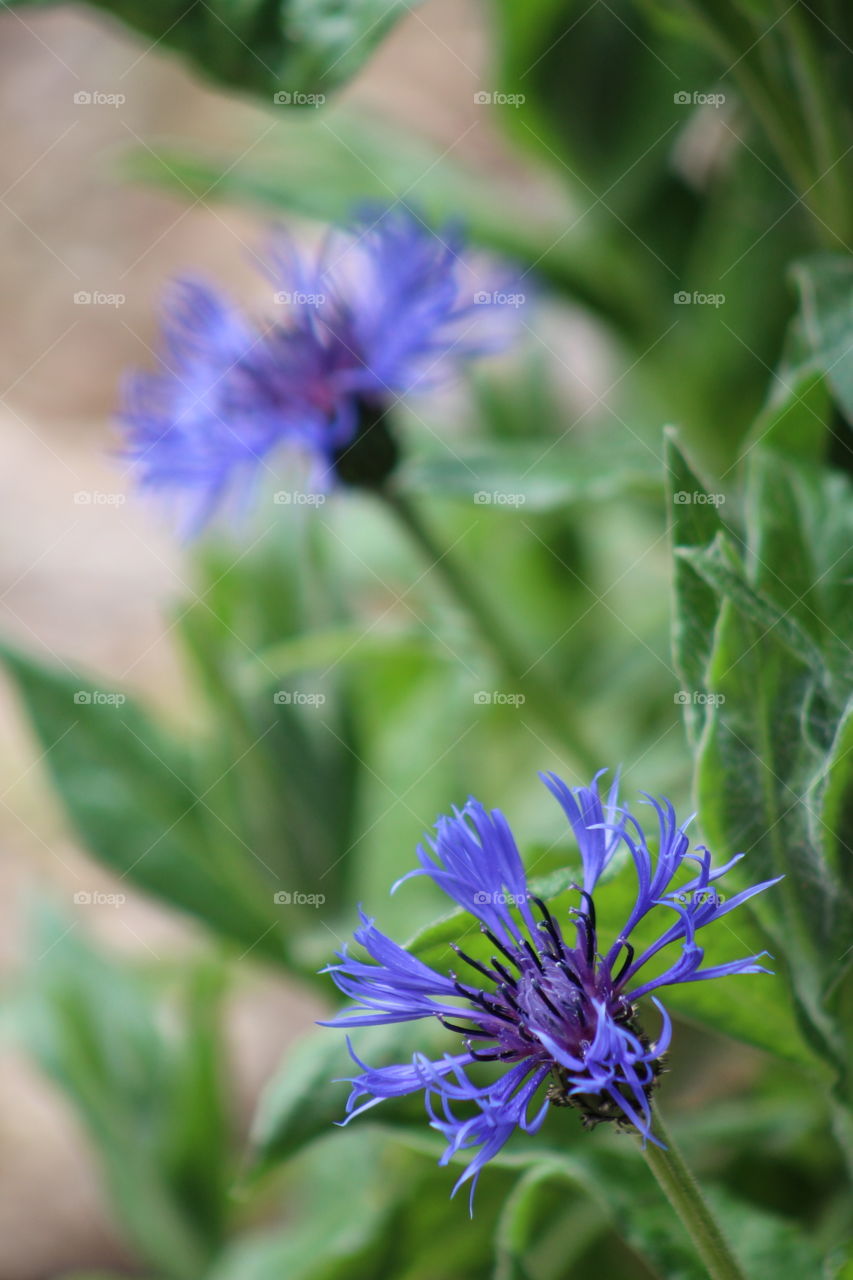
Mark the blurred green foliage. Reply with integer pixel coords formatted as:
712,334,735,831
2,0,853,1276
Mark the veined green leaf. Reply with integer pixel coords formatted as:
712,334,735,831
0,644,284,962
20,906,230,1279
665,431,728,746
792,254,853,426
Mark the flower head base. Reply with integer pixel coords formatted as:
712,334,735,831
120,206,520,533
323,771,780,1207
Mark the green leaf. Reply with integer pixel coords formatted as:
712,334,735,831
209,1130,409,1280
677,533,826,675
686,451,853,1073
176,526,365,926
20,905,230,1280
18,0,416,99
494,1140,826,1280
743,369,830,464
704,1186,830,1280
493,1161,609,1280
681,451,853,1037
811,696,853,917
0,644,284,956
743,450,853,691
250,626,439,685
485,1135,825,1280
399,436,660,512
665,431,727,745
792,254,853,425
249,1020,437,1176
0,643,284,962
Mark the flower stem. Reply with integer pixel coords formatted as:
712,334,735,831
379,486,599,778
639,1101,747,1280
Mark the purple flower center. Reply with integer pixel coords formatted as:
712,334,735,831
441,891,655,1121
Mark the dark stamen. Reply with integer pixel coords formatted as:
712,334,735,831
578,889,597,938
557,959,583,989
438,1016,496,1039
569,906,595,965
532,980,563,1020
612,940,634,986
468,1046,519,1062
499,983,522,1013
451,943,498,985
531,895,564,953
567,885,598,965
454,982,516,1023
492,959,517,987
522,938,545,972
480,925,523,970
536,925,562,960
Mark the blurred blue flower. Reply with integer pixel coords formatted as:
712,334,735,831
120,206,519,532
323,771,780,1206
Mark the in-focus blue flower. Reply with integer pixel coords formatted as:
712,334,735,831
120,206,519,532
323,771,780,1206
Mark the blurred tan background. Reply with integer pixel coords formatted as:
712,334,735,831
0,3,525,1273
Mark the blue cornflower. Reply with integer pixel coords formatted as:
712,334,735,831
323,771,780,1205
120,206,518,531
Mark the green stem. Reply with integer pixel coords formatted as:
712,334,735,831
379,486,599,778
640,1101,747,1280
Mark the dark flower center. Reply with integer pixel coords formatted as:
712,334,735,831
440,892,664,1130
332,397,400,489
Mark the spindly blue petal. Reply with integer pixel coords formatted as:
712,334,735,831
396,798,538,945
540,769,624,893
320,911,460,1026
